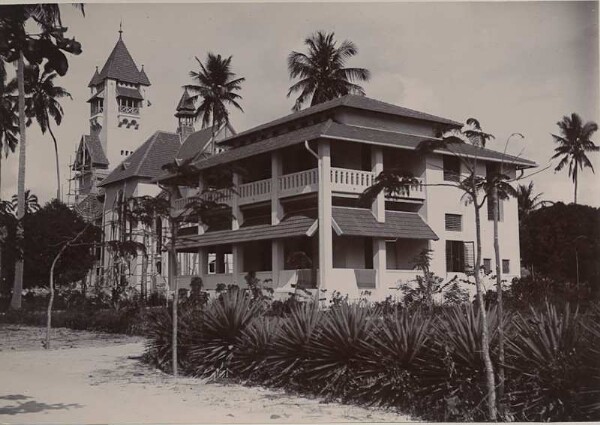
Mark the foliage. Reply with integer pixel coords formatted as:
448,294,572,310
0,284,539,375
520,202,600,289
231,316,281,382
0,4,84,76
517,181,545,220
505,303,600,421
354,308,432,410
188,289,260,379
19,199,100,289
287,31,370,111
305,303,377,398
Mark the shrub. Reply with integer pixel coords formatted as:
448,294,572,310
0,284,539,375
265,301,322,389
353,308,432,411
231,316,281,382
188,290,260,379
305,302,377,399
505,303,600,421
417,305,502,421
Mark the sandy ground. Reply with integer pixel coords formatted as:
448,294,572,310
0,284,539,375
0,325,413,424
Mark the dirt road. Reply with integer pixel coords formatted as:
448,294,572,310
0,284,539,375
0,325,412,423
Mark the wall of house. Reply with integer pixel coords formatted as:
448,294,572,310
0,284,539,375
334,109,439,137
424,153,522,285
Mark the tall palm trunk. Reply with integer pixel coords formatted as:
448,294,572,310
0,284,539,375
47,121,60,200
492,187,505,407
574,168,578,204
10,52,26,311
169,213,179,377
472,183,497,420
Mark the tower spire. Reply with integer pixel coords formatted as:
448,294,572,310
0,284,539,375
119,20,123,39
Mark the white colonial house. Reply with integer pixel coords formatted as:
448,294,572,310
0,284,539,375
157,95,536,301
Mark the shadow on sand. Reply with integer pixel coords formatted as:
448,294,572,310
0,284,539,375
0,395,82,416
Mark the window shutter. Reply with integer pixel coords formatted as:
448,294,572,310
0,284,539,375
483,258,491,274
502,259,510,274
443,156,461,182
445,214,462,231
445,240,453,272
463,242,474,273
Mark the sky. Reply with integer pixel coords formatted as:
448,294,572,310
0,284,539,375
2,1,599,207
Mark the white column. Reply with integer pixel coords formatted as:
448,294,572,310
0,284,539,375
371,146,385,223
231,172,242,230
318,140,333,291
198,247,208,276
373,238,387,292
272,239,284,288
232,244,244,286
271,151,284,225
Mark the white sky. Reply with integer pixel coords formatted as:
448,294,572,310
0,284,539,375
2,1,599,206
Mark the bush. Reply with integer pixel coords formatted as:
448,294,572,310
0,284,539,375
188,290,260,379
505,303,600,421
231,316,281,382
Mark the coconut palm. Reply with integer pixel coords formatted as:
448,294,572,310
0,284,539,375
12,65,71,200
516,181,544,219
186,53,244,154
551,113,599,204
287,31,370,111
11,189,40,215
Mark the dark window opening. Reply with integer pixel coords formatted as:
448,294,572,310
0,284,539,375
443,156,461,182
446,240,474,273
502,259,510,274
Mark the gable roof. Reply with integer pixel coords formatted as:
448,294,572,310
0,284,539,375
99,131,180,187
219,94,463,147
116,86,144,100
88,36,150,87
81,134,108,167
73,193,103,222
176,127,214,163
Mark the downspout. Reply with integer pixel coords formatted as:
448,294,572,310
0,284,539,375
304,140,321,301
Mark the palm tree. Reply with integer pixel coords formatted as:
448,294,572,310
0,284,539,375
11,189,40,215
186,53,244,154
0,61,19,200
287,31,370,111
14,65,71,200
516,181,544,219
551,113,599,204
1,4,83,310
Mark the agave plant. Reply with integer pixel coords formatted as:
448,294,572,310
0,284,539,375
188,290,260,379
305,302,378,398
353,308,433,409
417,305,503,421
231,316,281,383
505,303,600,421
265,301,322,389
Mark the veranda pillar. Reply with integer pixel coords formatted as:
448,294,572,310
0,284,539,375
371,146,386,292
271,151,284,287
318,140,333,292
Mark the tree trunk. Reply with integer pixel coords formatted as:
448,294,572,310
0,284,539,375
472,188,497,420
47,122,61,201
492,187,505,408
574,173,578,205
10,52,26,311
141,232,148,302
169,214,179,377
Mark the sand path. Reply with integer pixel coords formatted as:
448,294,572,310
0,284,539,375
0,325,412,423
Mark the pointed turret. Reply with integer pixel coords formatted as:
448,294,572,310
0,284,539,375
175,88,196,140
88,34,150,87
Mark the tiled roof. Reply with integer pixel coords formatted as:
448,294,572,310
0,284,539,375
332,207,438,240
88,37,150,87
116,86,143,100
219,94,463,146
157,120,534,183
176,127,214,163
176,210,316,250
74,193,103,222
99,131,180,187
83,134,109,166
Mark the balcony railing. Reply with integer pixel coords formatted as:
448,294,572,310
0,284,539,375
174,167,424,212
118,105,140,115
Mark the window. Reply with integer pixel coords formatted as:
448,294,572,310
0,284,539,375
443,156,461,182
445,214,462,231
502,259,510,274
446,240,474,273
483,258,492,274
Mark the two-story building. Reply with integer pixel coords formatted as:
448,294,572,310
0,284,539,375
159,94,536,300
